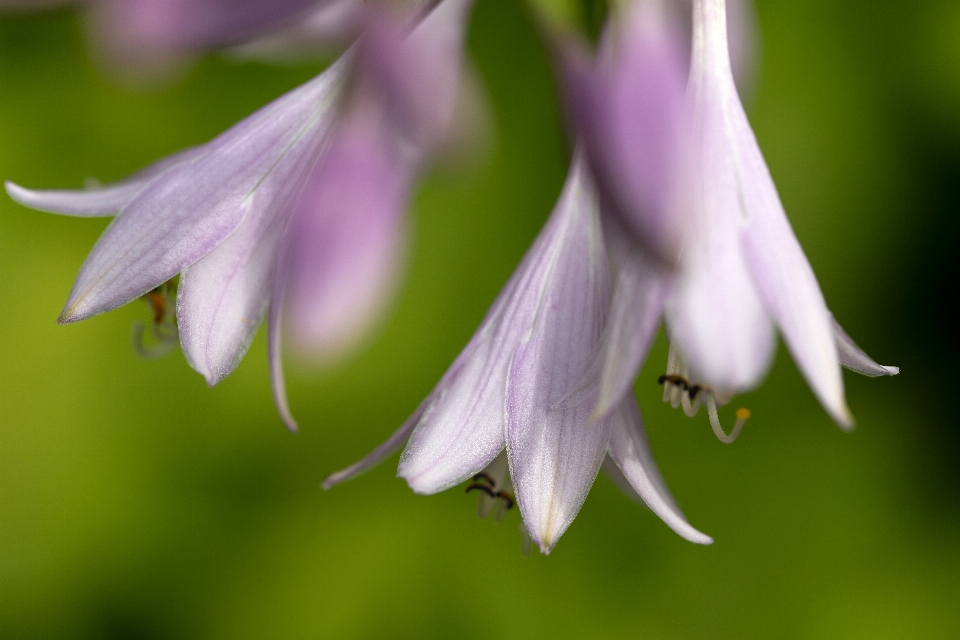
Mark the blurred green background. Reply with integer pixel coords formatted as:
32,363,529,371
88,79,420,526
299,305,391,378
2,1,959,638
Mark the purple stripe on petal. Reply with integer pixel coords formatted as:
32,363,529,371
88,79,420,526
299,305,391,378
505,157,612,553
607,395,713,544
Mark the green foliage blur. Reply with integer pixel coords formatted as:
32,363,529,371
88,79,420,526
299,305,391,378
2,1,959,638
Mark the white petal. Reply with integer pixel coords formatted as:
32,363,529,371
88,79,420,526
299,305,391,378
831,315,899,377
691,0,850,425
607,396,713,544
668,0,775,392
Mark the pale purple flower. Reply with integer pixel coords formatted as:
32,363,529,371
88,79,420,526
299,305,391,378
90,0,367,73
323,156,712,554
592,0,897,438
5,0,474,430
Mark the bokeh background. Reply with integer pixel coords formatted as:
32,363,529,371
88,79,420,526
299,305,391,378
2,1,959,638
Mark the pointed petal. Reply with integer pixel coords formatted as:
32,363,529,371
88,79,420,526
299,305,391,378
59,59,347,324
505,158,612,554
595,241,672,418
396,313,514,494
283,121,410,359
831,316,899,377
607,396,713,544
177,92,335,384
322,402,428,489
268,261,298,433
399,155,598,495
4,146,203,217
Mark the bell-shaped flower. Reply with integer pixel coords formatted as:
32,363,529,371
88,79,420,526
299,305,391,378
322,156,712,553
5,0,476,430
592,0,897,437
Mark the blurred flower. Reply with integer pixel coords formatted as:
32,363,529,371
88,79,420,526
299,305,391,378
5,0,476,430
562,0,693,266
323,156,712,554
592,0,898,437
90,0,366,76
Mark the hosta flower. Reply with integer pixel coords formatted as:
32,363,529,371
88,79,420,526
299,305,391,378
5,0,474,430
592,0,898,437
323,156,712,554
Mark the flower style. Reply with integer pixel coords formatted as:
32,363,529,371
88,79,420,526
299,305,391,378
589,0,897,436
323,156,712,554
5,0,475,430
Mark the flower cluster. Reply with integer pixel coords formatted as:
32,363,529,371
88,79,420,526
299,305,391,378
5,0,897,554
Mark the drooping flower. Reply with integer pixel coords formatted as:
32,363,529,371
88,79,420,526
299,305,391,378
591,0,898,437
5,0,476,430
323,155,712,554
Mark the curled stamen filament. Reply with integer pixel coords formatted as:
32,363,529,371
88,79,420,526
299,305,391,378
132,321,178,359
704,394,750,444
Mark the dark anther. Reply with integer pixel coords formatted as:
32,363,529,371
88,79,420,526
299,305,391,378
658,374,691,391
496,491,515,510
466,483,496,498
687,385,701,400
471,472,495,486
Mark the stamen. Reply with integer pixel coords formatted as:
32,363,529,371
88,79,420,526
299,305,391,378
704,393,750,444
132,279,179,359
132,321,178,359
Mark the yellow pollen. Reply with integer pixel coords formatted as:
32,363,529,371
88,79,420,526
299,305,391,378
736,407,751,421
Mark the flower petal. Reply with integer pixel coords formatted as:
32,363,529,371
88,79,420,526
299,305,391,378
321,402,428,489
59,58,347,324
607,395,713,544
666,0,775,392
505,158,612,553
576,0,692,264
831,315,899,377
4,146,202,217
691,0,850,426
595,240,672,419
283,120,410,359
399,155,597,495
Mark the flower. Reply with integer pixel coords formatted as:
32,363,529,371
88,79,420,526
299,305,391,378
591,0,898,437
5,0,475,430
90,0,366,75
323,155,712,554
